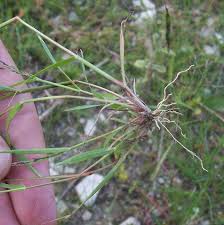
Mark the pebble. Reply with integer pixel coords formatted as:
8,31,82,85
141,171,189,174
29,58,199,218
133,0,156,23
75,173,104,207
82,210,92,221
204,45,220,56
200,220,210,225
158,177,165,185
68,11,79,22
84,119,96,136
120,217,141,225
56,198,68,214
63,166,76,174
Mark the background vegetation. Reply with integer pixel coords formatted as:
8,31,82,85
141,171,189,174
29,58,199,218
0,0,223,224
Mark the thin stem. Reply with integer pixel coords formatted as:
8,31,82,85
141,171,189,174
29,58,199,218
20,95,130,108
35,77,92,96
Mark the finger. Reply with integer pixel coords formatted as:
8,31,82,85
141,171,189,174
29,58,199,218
0,193,20,225
0,136,12,180
0,136,20,225
0,41,56,224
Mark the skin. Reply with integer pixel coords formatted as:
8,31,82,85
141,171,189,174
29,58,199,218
0,40,56,225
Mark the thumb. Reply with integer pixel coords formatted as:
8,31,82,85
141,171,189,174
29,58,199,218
0,136,12,180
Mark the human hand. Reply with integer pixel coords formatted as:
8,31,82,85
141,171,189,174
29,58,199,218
0,40,56,225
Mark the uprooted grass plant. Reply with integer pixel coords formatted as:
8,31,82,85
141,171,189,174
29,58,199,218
0,16,208,223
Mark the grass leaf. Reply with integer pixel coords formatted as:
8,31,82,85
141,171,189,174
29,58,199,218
57,148,113,165
6,103,23,144
0,183,26,191
64,104,101,112
37,35,81,90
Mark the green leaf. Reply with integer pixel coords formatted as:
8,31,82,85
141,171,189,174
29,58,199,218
93,91,117,100
37,35,80,90
152,64,166,73
109,103,126,110
64,104,101,112
0,85,17,92
32,56,77,78
17,155,42,177
6,103,23,144
203,95,224,112
37,35,56,63
57,148,113,165
134,59,148,69
0,147,70,155
0,183,26,191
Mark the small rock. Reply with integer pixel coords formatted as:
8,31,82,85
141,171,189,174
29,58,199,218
80,118,85,124
200,220,210,225
172,176,183,186
84,119,96,136
215,32,224,44
49,167,59,176
66,127,76,137
204,45,219,56
62,53,71,60
63,166,76,174
120,217,141,225
49,159,63,176
133,0,156,22
56,198,68,214
158,177,165,185
82,210,92,221
199,17,216,38
68,11,79,22
75,173,104,207
50,15,63,27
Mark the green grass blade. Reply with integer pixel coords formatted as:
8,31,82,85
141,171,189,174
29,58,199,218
37,35,81,90
0,147,70,155
0,85,17,92
31,56,76,79
64,104,101,112
0,183,26,191
17,155,42,177
57,148,114,165
6,103,23,144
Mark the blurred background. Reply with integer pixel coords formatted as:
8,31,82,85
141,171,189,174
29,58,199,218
0,1,223,225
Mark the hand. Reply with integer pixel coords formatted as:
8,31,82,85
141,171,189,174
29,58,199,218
0,40,56,225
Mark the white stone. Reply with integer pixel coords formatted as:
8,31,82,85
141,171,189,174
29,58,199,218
158,177,165,184
75,173,104,207
68,12,79,22
133,0,156,22
49,159,63,176
56,198,68,214
204,45,219,56
215,32,224,44
84,119,96,136
82,210,92,221
120,217,141,225
63,166,76,174
201,220,210,225
49,167,59,176
133,0,155,10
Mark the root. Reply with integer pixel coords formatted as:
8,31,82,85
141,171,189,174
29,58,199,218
158,120,207,172
151,65,207,172
156,65,194,110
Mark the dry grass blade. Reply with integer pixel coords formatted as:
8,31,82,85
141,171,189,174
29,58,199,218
120,18,128,86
